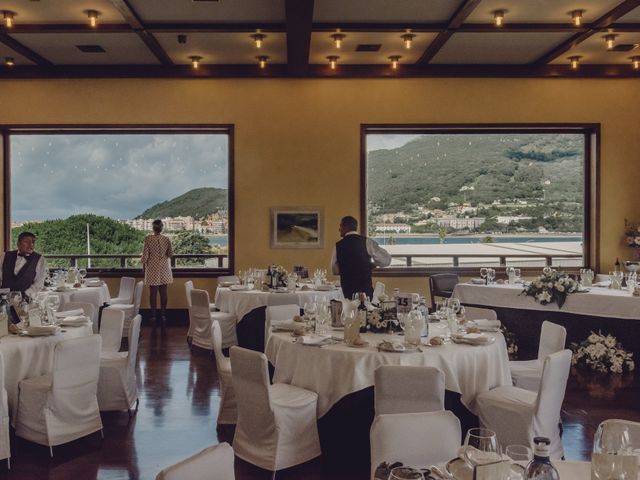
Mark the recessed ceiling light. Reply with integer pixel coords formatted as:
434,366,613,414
256,55,269,69
251,32,266,49
570,10,583,27
401,33,415,49
326,55,339,70
568,55,582,70
331,32,346,49
189,55,202,69
2,11,14,28
493,10,505,27
388,55,401,69
5,57,15,66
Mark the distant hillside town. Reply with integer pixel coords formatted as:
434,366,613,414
124,211,228,234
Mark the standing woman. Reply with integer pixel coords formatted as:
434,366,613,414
142,219,173,323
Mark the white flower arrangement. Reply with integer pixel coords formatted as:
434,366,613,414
624,218,640,248
571,331,635,374
522,267,578,308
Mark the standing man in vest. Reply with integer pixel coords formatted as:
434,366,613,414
0,231,47,300
331,216,391,300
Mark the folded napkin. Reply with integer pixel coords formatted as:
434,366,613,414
55,309,84,318
58,315,88,326
472,319,502,331
470,278,486,285
295,334,332,346
271,321,297,331
85,278,102,285
453,332,492,345
229,285,249,291
26,325,58,335
592,281,611,287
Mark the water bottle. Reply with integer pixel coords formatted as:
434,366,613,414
524,437,560,480
0,294,9,338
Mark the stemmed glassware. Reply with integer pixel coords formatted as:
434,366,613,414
388,467,424,480
461,428,501,469
303,302,317,331
592,421,634,480
45,295,60,324
78,268,87,285
487,268,496,284
480,268,488,284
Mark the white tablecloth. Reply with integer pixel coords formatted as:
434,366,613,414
214,287,343,322
48,283,111,310
0,323,93,420
453,283,640,320
265,324,511,418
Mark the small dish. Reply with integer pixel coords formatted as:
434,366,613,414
378,341,419,353
446,457,524,480
347,340,369,348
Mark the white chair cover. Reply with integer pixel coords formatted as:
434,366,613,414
266,293,299,306
230,346,321,472
477,349,572,459
190,289,215,351
0,353,10,467
463,306,498,321
97,315,141,411
372,282,385,304
265,304,300,348
370,411,461,480
185,281,195,339
106,281,143,337
61,301,96,328
374,365,445,416
213,321,237,425
110,276,136,305
155,442,235,480
15,335,103,448
69,291,102,333
511,321,567,391
100,309,125,353
211,312,238,349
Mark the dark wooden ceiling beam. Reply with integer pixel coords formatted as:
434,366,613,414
533,0,640,65
108,0,173,66
416,0,483,65
147,23,286,33
0,33,52,66
285,0,314,76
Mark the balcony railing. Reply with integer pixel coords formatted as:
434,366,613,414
389,252,583,268
44,254,228,269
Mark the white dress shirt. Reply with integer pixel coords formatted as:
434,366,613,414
0,252,47,298
330,231,392,275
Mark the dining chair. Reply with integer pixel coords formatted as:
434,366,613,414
155,442,235,480
60,301,97,331
69,291,102,332
109,277,136,305
462,306,498,321
212,320,237,425
230,346,321,474
374,365,445,416
264,304,300,349
476,349,572,460
97,315,141,415
510,321,566,391
99,308,125,353
370,411,461,480
0,353,10,470
191,289,238,349
15,335,103,457
105,281,143,337
428,273,460,310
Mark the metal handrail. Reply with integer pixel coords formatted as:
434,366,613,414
390,252,582,267
43,253,227,269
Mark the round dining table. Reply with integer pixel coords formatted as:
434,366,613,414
48,283,111,310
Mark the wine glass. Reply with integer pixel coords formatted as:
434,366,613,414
447,297,461,315
9,291,22,308
45,295,60,324
514,268,522,283
303,302,317,329
505,444,533,463
480,268,488,284
78,268,87,285
487,268,496,284
461,428,501,469
388,466,424,480
592,421,633,480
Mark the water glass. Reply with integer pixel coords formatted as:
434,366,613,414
514,268,522,282
9,291,22,308
461,428,501,469
487,268,496,284
505,444,533,463
404,310,424,346
78,268,87,284
592,420,636,480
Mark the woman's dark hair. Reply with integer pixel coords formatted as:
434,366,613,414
152,219,163,232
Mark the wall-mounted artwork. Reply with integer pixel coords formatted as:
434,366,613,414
270,207,324,249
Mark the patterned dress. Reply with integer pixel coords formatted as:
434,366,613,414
142,234,173,286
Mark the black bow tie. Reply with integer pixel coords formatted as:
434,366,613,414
17,253,30,258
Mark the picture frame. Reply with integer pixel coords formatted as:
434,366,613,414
270,207,324,249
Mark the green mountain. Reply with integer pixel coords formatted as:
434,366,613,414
137,187,227,220
367,133,583,212
11,214,145,268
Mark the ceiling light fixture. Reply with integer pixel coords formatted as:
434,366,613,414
631,56,640,70
570,10,583,27
389,55,401,69
251,32,266,49
331,32,346,49
568,55,581,70
493,10,505,27
257,55,269,69
327,55,339,70
3,11,14,28
87,10,99,28
604,34,617,50
189,55,202,69
401,33,416,49
5,57,14,66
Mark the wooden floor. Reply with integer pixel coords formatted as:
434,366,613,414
1,319,639,480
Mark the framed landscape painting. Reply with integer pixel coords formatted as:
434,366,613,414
271,207,324,249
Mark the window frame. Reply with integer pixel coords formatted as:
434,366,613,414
1,124,235,278
360,123,600,276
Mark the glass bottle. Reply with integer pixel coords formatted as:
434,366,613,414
357,292,368,333
524,437,560,480
0,294,9,338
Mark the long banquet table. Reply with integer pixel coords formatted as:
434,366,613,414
49,283,111,310
0,322,94,420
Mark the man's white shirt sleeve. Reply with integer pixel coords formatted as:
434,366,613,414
366,238,392,267
25,256,47,299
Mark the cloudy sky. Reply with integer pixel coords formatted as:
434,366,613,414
366,134,421,152
11,134,228,222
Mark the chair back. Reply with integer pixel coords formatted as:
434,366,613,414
266,293,299,306
265,304,300,349
595,419,640,452
52,335,102,392
69,289,102,310
230,347,276,439
100,309,125,352
211,320,227,369
218,275,240,285
155,442,235,480
133,281,144,316
372,282,385,304
374,365,445,415
0,352,5,404
534,349,572,431
117,277,136,304
184,281,194,308
538,321,567,360
428,273,460,309
190,289,214,350
370,411,461,479
127,315,142,371
463,306,497,321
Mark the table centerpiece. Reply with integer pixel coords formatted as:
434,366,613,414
521,267,578,308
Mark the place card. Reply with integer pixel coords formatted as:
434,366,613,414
473,460,512,480
396,293,413,314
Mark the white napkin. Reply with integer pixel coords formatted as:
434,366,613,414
593,281,611,287
58,315,88,326
296,334,331,346
271,320,297,331
229,285,249,291
85,278,102,286
470,278,485,285
473,319,502,331
55,309,84,318
454,332,492,345
26,325,58,335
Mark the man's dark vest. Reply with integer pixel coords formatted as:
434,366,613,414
1,250,41,295
336,234,374,299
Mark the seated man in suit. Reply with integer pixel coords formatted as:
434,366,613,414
0,231,47,300
331,216,391,300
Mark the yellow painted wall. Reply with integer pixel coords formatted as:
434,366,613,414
1,78,639,308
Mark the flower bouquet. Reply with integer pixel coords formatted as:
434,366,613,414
571,331,635,374
365,308,402,333
265,265,288,289
624,218,640,249
522,267,578,308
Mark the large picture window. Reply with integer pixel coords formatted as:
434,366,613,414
362,125,597,271
4,126,233,274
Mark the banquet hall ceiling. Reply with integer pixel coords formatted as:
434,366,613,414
1,0,640,77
